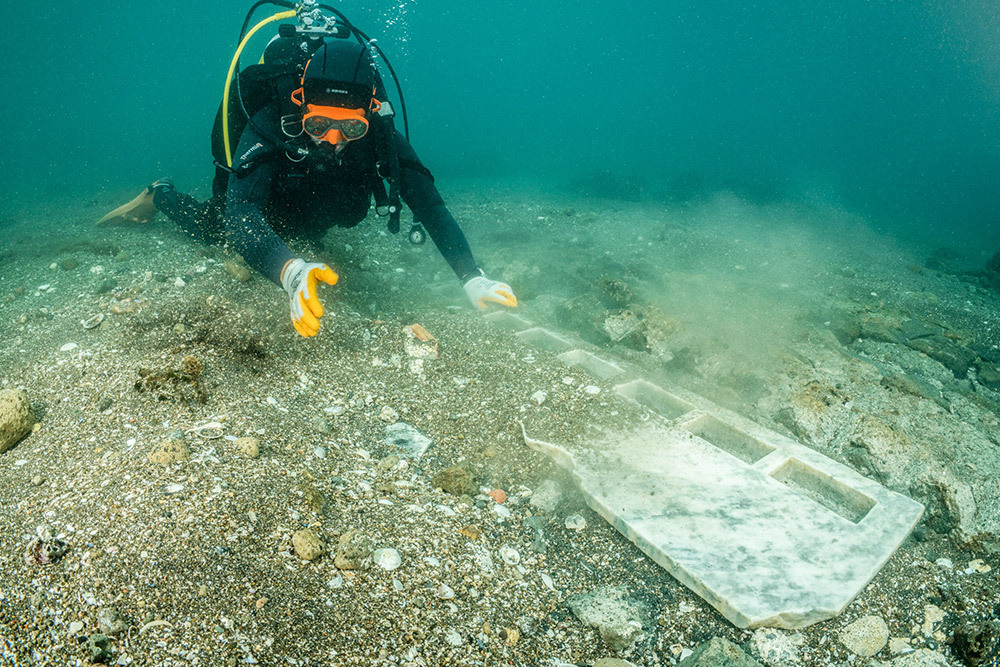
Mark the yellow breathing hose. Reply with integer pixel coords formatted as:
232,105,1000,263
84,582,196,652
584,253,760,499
222,9,297,167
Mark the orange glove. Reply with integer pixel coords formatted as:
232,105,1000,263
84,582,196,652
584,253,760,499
280,258,339,337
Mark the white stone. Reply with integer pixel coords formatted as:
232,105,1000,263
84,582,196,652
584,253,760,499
521,375,924,629
530,390,547,406
174,277,186,287
565,514,587,531
60,343,78,352
584,385,601,395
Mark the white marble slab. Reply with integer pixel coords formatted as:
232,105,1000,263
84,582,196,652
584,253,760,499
522,406,923,628
489,313,923,628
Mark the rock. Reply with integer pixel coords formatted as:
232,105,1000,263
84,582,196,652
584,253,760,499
87,633,113,663
976,361,1000,390
899,319,943,341
433,464,476,496
595,659,639,667
530,390,547,406
839,615,889,657
678,637,763,666
233,437,260,459
880,372,944,405
0,388,34,454
383,422,432,459
334,530,373,570
292,529,324,561
566,585,647,652
60,258,79,271
565,513,587,531
906,335,977,377
147,439,190,465
94,277,117,294
96,607,127,637
379,405,399,423
751,628,804,666
952,620,999,667
888,648,950,666
858,313,904,344
223,259,252,282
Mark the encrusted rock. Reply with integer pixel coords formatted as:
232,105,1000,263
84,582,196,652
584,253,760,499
0,388,34,454
233,436,260,459
839,614,889,657
147,439,190,465
433,464,476,496
223,259,252,282
678,637,763,666
566,585,647,652
292,529,324,561
97,607,128,637
334,530,373,570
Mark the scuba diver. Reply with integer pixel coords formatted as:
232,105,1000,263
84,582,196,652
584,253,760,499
98,2,517,337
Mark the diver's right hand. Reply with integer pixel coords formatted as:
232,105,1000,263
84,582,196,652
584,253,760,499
280,258,339,337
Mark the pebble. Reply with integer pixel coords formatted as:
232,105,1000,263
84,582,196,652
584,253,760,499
31,475,43,486
292,529,324,561
444,629,463,646
59,343,78,352
584,385,601,395
233,437,260,459
934,558,953,570
164,484,185,495
565,513,587,531
379,405,399,423
530,390,547,406
436,583,455,599
487,489,507,503
374,548,402,571
174,277,186,287
68,621,85,636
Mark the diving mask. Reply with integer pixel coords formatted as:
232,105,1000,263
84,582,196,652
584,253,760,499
302,105,369,144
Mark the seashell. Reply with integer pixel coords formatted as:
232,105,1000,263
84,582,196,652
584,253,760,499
81,313,104,329
187,422,225,439
374,548,402,571
500,546,520,565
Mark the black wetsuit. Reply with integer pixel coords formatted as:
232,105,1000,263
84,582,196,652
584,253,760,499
154,103,480,286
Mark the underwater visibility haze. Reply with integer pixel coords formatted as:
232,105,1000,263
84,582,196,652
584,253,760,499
2,1,1000,665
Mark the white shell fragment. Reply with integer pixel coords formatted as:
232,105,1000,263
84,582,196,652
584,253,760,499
187,422,225,439
500,546,521,565
60,343,78,352
164,484,185,495
374,548,402,571
81,313,104,329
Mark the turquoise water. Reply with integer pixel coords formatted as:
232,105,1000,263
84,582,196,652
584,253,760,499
1,1,998,248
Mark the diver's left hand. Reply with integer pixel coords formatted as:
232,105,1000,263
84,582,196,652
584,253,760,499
463,274,517,310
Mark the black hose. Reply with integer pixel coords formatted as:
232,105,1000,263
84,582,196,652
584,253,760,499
317,4,410,140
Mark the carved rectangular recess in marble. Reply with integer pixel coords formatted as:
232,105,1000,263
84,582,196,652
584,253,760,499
771,458,876,524
484,311,534,331
683,413,775,465
558,350,624,379
614,380,695,419
514,327,574,352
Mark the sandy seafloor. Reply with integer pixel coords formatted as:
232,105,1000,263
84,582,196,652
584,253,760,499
1,179,999,667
